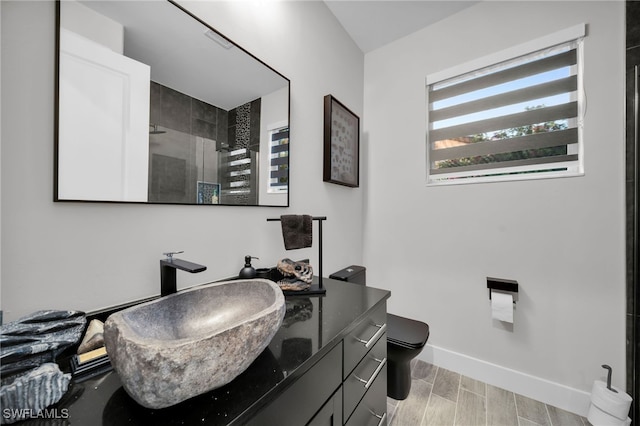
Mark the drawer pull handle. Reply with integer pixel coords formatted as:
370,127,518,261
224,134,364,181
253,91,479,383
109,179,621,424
353,357,387,389
354,323,387,348
371,411,387,426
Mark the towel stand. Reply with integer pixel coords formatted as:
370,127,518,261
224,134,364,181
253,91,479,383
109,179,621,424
267,216,327,290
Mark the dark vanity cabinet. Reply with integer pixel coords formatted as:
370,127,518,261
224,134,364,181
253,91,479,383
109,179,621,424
250,303,388,426
61,278,390,425
342,304,388,425
248,343,344,425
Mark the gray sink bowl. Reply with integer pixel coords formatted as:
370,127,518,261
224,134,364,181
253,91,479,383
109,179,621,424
103,279,285,409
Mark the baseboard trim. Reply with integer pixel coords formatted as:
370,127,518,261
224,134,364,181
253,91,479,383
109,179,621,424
419,344,591,417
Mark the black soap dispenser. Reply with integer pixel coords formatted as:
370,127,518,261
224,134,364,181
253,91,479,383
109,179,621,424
239,255,258,278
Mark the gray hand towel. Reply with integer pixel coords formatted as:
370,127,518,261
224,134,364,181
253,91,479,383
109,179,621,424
280,215,313,250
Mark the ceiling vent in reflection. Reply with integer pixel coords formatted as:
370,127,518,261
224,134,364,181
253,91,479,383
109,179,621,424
204,29,234,49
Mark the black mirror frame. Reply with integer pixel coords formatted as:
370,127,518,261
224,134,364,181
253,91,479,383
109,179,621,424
53,0,291,207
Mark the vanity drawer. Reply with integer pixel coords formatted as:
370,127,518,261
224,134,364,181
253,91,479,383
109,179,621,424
345,359,387,426
344,303,387,379
248,342,342,426
343,333,387,422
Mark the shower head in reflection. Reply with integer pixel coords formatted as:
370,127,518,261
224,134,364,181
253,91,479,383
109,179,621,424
149,124,166,135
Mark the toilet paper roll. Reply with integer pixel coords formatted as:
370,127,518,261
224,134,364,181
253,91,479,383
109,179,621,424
491,291,513,323
589,380,632,422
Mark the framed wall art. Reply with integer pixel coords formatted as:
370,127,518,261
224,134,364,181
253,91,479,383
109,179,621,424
323,95,359,187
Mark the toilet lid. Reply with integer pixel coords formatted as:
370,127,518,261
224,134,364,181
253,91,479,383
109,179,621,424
387,313,430,349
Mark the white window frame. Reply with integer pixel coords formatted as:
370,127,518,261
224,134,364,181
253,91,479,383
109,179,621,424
268,126,289,194
426,24,586,186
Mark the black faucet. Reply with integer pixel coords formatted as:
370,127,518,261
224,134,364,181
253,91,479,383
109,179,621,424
160,251,207,296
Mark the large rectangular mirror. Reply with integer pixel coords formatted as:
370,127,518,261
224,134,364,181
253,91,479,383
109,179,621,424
55,0,290,206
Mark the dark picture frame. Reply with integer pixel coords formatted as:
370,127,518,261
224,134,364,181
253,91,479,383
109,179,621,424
323,95,359,187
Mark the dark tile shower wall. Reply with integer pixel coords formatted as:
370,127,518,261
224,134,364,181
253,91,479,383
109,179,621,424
627,1,640,421
150,81,228,144
149,81,262,205
148,82,228,202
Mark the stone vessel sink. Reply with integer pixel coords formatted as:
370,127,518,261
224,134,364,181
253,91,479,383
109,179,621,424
103,279,285,409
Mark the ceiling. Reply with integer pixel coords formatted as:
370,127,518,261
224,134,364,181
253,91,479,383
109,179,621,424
324,1,480,53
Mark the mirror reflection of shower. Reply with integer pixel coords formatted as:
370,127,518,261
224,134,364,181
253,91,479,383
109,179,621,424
148,126,222,205
147,82,263,205
147,126,258,205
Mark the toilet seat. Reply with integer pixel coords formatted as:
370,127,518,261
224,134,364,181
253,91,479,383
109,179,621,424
387,313,430,350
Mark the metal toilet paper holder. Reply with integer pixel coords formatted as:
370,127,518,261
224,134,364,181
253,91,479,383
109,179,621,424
487,277,519,304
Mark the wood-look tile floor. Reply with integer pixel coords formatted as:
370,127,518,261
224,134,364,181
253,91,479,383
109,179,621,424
387,360,590,426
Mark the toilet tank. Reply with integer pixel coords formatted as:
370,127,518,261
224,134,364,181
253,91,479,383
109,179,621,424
329,265,366,285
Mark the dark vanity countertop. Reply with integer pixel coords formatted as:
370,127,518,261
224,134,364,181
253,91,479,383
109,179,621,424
47,277,390,426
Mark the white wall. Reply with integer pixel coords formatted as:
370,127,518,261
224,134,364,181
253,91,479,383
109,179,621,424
363,0,625,415
60,0,123,54
259,86,289,206
1,1,364,321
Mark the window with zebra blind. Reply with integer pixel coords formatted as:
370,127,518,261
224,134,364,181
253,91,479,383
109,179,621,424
269,127,289,193
426,25,586,185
